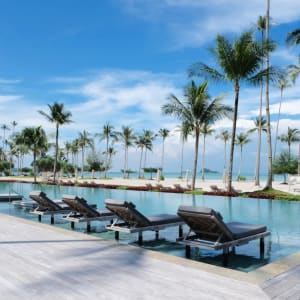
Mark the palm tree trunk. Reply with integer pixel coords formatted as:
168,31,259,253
273,89,283,161
238,145,243,180
223,141,227,183
53,124,59,183
81,147,84,178
138,149,143,178
228,86,239,191
201,136,206,181
265,0,273,189
180,141,184,178
33,151,37,184
161,140,165,172
192,129,200,190
105,138,109,178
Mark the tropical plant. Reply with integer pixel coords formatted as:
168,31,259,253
200,123,214,181
135,134,147,178
162,80,232,189
70,138,80,177
16,126,48,183
273,151,297,183
215,130,230,183
235,132,250,181
279,127,300,159
248,116,267,185
158,128,170,173
189,31,267,191
117,126,136,178
141,130,156,170
98,122,118,178
78,130,94,178
38,102,72,182
1,124,10,157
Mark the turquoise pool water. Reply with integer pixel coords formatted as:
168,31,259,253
1,182,300,272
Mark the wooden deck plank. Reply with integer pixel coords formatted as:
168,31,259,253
0,213,270,299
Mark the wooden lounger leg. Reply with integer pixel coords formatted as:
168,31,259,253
38,215,42,222
50,215,54,224
185,245,191,258
138,231,143,245
179,225,183,238
71,222,75,229
155,231,159,240
87,222,91,233
115,231,119,240
223,247,229,266
260,237,265,256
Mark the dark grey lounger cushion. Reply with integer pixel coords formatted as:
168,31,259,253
62,195,101,218
147,214,182,226
105,199,151,227
177,205,267,241
227,222,267,239
30,191,63,211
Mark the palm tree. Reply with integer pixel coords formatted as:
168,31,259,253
98,122,118,178
189,31,265,191
142,130,156,170
200,123,214,181
38,102,72,182
279,127,300,159
176,122,192,178
135,134,147,178
216,130,230,183
273,75,291,161
117,126,136,178
235,132,251,181
1,124,10,157
286,29,300,46
70,139,80,178
158,128,170,173
78,130,94,178
16,126,48,183
248,116,267,185
162,80,232,189
106,146,116,175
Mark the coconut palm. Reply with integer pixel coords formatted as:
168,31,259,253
142,130,156,170
248,116,267,185
70,139,80,178
273,75,291,161
200,123,214,181
216,130,230,183
189,31,266,191
117,126,136,178
1,124,10,157
176,122,192,178
279,127,300,159
38,102,72,182
235,132,251,181
158,128,170,173
135,134,148,178
78,130,94,178
98,122,118,178
162,80,232,190
16,126,48,183
106,146,116,175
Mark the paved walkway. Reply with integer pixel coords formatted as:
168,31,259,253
0,214,272,300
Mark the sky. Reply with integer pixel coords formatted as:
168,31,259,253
0,0,300,176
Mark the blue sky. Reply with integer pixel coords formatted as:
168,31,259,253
1,0,300,176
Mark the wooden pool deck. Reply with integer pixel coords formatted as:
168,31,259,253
0,214,299,299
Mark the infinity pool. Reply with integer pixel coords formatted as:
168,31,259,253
1,181,300,272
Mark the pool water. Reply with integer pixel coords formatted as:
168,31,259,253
1,182,300,272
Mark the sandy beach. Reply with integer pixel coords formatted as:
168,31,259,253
1,175,298,195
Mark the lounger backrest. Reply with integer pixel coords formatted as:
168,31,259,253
105,199,151,227
29,191,62,211
177,206,234,241
62,195,100,218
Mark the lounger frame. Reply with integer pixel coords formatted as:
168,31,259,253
177,206,271,266
107,218,184,245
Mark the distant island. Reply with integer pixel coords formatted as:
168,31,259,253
203,168,219,174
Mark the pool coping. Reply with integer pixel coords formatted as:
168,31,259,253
2,212,299,288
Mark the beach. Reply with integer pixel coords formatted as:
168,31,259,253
1,175,298,195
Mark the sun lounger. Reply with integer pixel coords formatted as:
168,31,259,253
177,205,270,266
210,185,224,192
29,190,71,224
105,199,184,245
62,195,115,232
